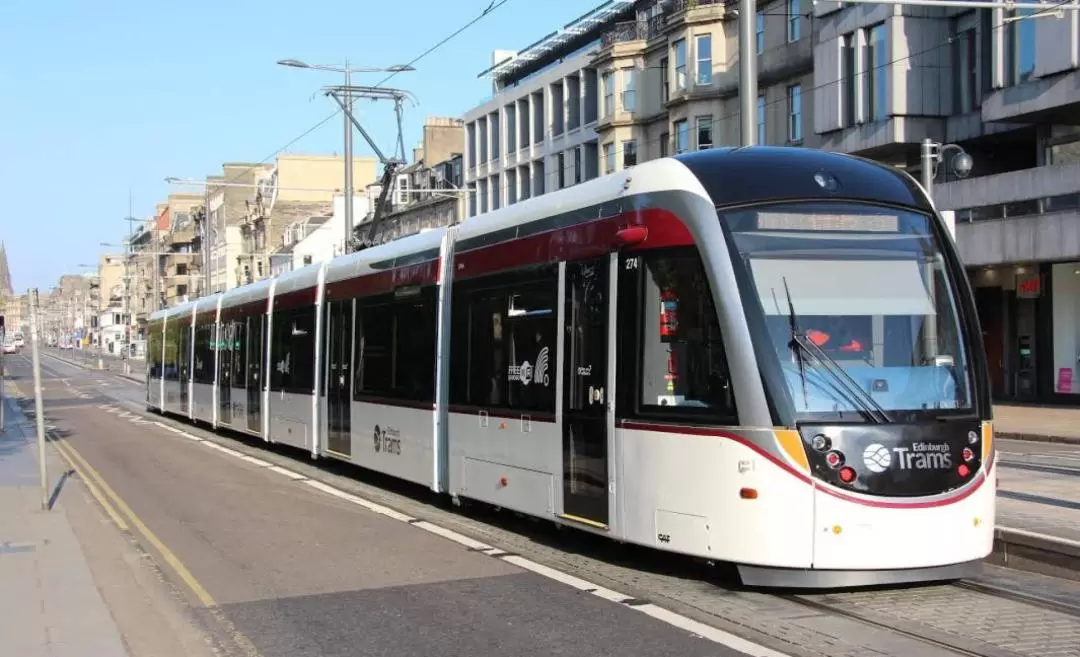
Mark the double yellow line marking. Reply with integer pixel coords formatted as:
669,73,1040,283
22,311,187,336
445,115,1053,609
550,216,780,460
51,438,217,608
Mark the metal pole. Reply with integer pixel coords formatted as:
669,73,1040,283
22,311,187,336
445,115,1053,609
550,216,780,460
1,329,5,432
29,288,49,511
739,0,757,146
343,64,355,255
921,138,935,200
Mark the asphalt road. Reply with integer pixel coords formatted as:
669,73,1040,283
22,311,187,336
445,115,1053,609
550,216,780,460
4,355,755,657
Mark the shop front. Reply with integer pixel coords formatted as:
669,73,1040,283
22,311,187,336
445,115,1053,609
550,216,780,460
968,262,1080,403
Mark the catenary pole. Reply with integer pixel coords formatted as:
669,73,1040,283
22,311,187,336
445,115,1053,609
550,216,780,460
29,288,49,511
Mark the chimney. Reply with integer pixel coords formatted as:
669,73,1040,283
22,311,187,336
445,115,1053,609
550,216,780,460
412,142,424,165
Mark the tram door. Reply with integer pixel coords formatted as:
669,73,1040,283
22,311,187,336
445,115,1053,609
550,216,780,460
179,321,191,415
219,321,233,426
247,315,264,434
324,300,352,456
561,258,610,527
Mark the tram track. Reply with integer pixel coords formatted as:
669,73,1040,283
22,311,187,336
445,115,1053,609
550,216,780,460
999,459,1080,478
777,575,1080,657
952,578,1080,620
778,593,998,657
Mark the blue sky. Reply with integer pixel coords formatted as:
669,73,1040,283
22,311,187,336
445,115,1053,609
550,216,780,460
0,0,587,291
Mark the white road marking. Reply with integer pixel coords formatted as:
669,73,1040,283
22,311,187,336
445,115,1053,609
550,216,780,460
235,454,273,467
267,465,307,480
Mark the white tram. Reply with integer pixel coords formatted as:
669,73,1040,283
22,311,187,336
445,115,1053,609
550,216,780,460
146,147,996,588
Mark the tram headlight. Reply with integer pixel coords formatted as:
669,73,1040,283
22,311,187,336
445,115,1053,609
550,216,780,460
962,447,975,462
825,451,844,468
838,466,857,484
811,434,831,451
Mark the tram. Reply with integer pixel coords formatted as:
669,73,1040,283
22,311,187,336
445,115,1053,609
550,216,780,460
146,147,995,588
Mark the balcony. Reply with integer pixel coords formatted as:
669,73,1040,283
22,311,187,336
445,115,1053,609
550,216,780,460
663,0,732,25
982,68,1080,126
941,162,1080,266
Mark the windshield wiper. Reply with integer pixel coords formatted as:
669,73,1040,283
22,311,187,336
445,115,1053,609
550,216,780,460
781,277,892,424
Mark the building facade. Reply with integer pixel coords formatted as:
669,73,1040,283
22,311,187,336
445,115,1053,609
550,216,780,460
460,0,1080,404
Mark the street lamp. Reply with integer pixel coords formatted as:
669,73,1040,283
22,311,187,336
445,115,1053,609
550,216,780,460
276,58,415,254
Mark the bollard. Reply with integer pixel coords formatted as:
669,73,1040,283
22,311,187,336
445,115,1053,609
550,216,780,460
29,289,49,511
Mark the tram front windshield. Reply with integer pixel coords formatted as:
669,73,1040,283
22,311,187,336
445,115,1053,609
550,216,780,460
723,202,974,422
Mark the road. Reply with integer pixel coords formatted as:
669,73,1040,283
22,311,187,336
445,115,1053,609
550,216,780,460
8,352,1080,657
5,354,764,657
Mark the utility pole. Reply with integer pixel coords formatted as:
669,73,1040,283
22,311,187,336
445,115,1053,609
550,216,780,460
343,62,354,255
29,288,48,511
739,0,757,146
1,321,5,432
276,59,415,253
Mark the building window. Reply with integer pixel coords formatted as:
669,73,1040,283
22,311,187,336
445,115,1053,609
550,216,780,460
696,34,712,85
558,152,566,189
864,23,887,122
660,57,669,103
696,116,713,150
788,84,802,143
756,11,765,54
574,146,582,184
622,67,637,113
954,13,979,114
756,95,766,144
604,142,616,173
674,119,689,154
303,255,313,265
1006,9,1036,86
787,0,800,42
623,140,637,168
602,71,614,118
660,132,670,158
842,33,856,126
673,39,687,90
506,106,517,152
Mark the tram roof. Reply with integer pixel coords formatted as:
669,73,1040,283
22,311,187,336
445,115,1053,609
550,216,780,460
148,147,930,322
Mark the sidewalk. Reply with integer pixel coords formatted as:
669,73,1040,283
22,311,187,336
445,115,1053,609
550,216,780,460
993,404,1080,445
0,388,129,657
43,348,144,383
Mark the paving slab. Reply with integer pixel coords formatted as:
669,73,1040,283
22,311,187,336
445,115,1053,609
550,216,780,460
0,394,129,657
994,404,1080,444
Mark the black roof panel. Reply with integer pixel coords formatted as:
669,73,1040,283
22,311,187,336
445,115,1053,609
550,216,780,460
674,146,932,212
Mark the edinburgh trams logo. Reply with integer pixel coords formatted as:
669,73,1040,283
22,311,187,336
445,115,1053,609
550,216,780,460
862,442,953,472
508,346,551,387
373,424,402,455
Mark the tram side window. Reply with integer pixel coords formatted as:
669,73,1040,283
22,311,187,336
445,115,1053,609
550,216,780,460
163,322,179,381
270,306,316,393
449,269,558,414
354,288,437,402
193,322,215,385
619,248,737,422
148,322,164,378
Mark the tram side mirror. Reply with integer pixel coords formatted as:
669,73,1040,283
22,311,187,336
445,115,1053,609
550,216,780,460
951,153,973,178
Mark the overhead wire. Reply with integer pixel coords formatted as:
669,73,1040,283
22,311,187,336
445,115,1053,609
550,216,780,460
185,0,522,191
